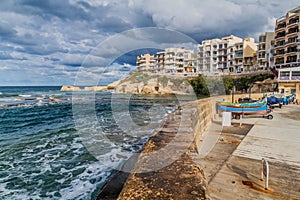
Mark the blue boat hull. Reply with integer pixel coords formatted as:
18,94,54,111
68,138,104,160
217,103,268,115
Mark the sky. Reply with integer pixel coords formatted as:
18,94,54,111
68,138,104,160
0,0,299,86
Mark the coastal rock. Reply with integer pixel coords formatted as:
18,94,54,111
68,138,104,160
60,85,81,91
114,72,194,95
60,85,108,91
250,78,277,93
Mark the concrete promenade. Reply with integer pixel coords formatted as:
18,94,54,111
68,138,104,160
98,100,300,200
205,105,300,199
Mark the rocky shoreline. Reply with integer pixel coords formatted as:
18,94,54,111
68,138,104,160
61,72,195,95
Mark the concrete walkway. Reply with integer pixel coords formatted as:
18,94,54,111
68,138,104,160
205,105,300,200
234,105,300,168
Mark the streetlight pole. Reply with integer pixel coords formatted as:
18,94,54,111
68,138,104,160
232,84,235,103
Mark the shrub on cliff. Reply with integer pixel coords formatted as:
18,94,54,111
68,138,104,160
189,73,275,97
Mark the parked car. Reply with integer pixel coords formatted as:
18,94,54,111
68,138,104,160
267,96,282,109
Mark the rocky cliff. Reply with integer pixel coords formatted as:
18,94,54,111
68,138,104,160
114,72,194,95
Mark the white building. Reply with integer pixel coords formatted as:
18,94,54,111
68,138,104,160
136,54,156,72
136,48,197,76
257,32,275,70
198,35,252,75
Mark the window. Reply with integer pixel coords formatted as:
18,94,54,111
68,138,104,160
280,71,290,80
292,71,300,80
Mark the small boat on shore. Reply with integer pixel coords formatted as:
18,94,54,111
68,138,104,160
217,100,273,119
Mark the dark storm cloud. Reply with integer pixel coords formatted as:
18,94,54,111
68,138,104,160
0,0,300,85
15,0,90,20
0,21,17,37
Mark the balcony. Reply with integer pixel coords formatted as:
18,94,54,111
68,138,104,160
275,26,286,33
285,38,298,46
288,13,299,20
274,42,286,49
287,20,299,28
275,34,286,40
287,29,299,36
286,56,298,63
274,54,285,57
275,61,284,65
286,46,298,54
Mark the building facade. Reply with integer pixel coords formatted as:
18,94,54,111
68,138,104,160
198,35,257,74
257,32,275,70
136,48,197,76
136,54,156,73
274,6,300,69
163,47,197,76
242,37,258,72
278,67,300,102
198,35,244,75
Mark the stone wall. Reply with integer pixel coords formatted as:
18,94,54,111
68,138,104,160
116,97,217,199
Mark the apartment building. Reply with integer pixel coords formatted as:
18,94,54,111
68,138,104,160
136,48,197,76
274,6,300,68
257,32,275,69
198,38,221,74
136,54,156,72
267,39,276,69
242,38,258,72
155,51,165,73
198,35,257,74
198,35,243,74
163,47,197,75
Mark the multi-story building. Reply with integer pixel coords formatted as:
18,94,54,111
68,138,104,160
198,35,244,75
198,38,221,74
257,32,275,70
274,6,300,69
267,39,276,68
136,54,156,72
242,37,258,72
136,48,197,76
164,47,197,75
227,38,257,73
155,51,165,73
198,35,257,74
228,41,244,73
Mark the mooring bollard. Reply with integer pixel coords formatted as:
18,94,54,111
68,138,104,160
261,158,269,190
239,114,242,126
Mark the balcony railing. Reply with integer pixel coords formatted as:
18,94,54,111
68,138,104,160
286,50,298,54
286,60,298,63
287,30,299,36
275,34,286,39
285,40,298,45
275,22,286,29
287,20,299,27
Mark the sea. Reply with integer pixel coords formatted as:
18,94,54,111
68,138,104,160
0,86,180,200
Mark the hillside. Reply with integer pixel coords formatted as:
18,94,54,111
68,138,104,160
113,72,195,95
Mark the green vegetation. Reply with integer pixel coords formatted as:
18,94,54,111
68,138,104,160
189,73,275,97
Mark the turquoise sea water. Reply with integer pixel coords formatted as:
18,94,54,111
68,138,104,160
0,86,178,199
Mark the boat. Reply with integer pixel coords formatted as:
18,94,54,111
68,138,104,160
216,101,273,119
217,101,265,108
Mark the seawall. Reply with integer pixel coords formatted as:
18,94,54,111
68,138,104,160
115,97,217,199
98,93,269,199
